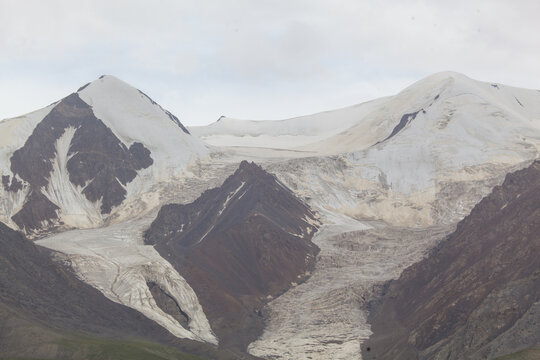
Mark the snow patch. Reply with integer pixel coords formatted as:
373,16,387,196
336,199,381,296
217,181,245,216
189,97,389,150
42,127,104,228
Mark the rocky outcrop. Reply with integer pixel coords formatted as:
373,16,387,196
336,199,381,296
363,160,540,359
145,161,320,351
10,190,60,233
147,281,190,329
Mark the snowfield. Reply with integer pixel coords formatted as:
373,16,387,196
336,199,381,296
189,97,389,149
191,72,540,359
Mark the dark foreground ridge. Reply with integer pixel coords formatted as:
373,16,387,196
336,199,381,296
363,160,540,360
145,160,320,352
0,221,243,359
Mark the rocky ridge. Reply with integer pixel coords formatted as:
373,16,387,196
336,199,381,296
363,160,540,359
145,161,320,352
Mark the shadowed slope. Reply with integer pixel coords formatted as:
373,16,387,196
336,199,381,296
364,160,540,359
146,161,320,352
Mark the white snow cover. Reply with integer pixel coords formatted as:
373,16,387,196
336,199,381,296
42,127,104,228
342,72,540,194
189,97,389,149
78,76,208,181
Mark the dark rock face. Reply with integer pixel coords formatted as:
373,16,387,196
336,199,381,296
147,281,190,329
11,191,60,233
1,175,22,192
145,161,320,351
8,92,153,232
381,110,421,143
364,160,540,360
0,220,159,337
0,222,156,349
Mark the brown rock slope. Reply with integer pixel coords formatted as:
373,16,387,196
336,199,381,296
363,160,540,360
0,221,241,360
145,161,320,352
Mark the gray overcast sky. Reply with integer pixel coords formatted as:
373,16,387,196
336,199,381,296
1,0,539,126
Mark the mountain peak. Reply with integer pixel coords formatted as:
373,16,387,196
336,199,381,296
237,160,265,175
78,74,147,98
145,161,319,348
0,74,208,234
399,70,476,96
76,75,194,136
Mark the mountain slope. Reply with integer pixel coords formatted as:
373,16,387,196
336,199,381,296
145,161,320,351
189,97,389,149
309,71,540,155
190,72,540,157
363,160,540,360
219,73,539,236
0,221,237,360
0,76,207,235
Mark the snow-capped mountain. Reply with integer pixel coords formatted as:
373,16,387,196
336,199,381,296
191,71,540,157
189,72,540,359
189,96,389,149
194,72,540,229
1,72,539,360
0,75,208,235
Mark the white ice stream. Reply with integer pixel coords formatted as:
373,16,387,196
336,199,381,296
36,211,218,344
248,211,450,359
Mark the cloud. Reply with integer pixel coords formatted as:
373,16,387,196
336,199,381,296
0,0,539,125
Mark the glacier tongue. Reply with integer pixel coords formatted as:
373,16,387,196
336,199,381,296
36,210,218,345
34,160,236,345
